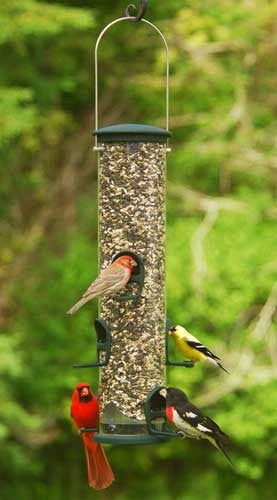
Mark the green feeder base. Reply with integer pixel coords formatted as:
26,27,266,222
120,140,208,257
93,433,171,445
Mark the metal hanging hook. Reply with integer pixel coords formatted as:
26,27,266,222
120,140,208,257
125,1,147,22
93,11,169,151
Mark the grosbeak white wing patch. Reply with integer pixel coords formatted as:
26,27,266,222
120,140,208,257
172,409,200,438
186,411,197,418
197,423,212,433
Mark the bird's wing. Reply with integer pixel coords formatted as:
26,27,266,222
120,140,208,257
70,404,74,419
176,402,232,464
177,402,227,438
70,403,81,427
82,264,129,298
186,341,221,361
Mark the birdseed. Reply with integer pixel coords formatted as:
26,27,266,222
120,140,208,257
98,141,166,434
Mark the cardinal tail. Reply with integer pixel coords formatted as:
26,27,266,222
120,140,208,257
67,295,92,315
94,443,115,489
82,433,100,489
82,433,114,490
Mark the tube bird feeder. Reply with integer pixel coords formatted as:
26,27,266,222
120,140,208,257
96,128,169,444
75,2,189,445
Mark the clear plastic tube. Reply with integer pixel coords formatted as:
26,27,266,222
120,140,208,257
98,140,167,435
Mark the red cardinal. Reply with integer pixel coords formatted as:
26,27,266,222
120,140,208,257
67,255,136,314
70,382,115,490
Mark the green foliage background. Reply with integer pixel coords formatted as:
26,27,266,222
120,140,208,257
0,1,276,498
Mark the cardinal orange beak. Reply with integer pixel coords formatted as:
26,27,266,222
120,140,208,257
81,387,89,397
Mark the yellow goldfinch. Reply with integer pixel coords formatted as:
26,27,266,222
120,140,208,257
169,325,229,373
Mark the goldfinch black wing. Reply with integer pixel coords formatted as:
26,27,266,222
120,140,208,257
186,341,221,361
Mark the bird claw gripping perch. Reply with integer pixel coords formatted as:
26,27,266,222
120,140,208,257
145,386,179,439
73,318,111,368
112,251,145,302
166,318,194,368
177,430,187,439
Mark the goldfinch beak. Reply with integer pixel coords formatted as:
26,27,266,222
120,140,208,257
168,326,176,335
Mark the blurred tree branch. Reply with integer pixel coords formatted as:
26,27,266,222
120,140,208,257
168,184,248,214
191,205,218,297
195,282,277,407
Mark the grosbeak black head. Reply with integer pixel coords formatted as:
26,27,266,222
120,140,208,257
159,387,189,407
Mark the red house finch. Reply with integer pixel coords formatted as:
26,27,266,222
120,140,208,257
70,382,115,490
160,387,232,464
67,255,136,314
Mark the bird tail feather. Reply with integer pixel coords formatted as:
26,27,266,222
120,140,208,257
206,356,230,374
216,361,230,374
94,443,115,488
83,433,114,490
67,295,93,315
213,435,233,466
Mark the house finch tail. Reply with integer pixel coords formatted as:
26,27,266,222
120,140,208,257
67,296,93,315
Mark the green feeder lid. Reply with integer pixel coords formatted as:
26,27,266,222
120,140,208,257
94,123,171,143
